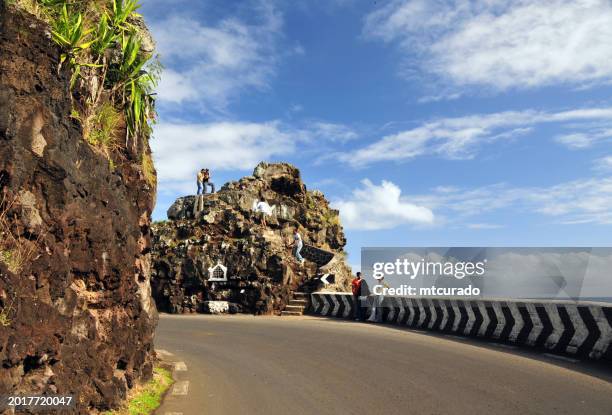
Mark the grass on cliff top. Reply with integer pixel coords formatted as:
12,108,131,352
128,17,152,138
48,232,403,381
103,366,173,415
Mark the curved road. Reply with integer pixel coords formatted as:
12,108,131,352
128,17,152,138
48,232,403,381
155,314,612,415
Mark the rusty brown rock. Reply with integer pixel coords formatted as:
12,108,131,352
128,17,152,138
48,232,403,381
0,6,157,413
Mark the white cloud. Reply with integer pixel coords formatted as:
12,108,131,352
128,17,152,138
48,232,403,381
292,44,306,55
332,175,612,231
555,133,596,149
152,121,294,193
155,69,199,103
332,179,434,230
309,122,358,142
412,177,612,225
150,3,282,112
364,0,612,92
555,130,612,149
594,156,612,171
339,107,612,166
467,223,504,230
152,119,357,193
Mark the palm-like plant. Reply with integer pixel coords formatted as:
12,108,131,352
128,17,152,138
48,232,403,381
91,13,118,58
43,0,158,154
119,32,147,79
108,32,158,147
125,79,151,139
109,0,140,30
51,5,93,55
51,4,96,87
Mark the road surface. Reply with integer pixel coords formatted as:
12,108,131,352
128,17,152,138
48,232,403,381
155,314,612,415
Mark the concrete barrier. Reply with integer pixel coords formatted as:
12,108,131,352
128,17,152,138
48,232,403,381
310,293,612,362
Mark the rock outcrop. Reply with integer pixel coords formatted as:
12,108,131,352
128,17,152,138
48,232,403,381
0,6,157,413
151,162,352,315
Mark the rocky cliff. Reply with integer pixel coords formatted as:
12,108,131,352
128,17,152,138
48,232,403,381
0,5,157,413
151,162,352,315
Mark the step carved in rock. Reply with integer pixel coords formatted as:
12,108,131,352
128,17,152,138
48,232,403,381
281,311,303,316
281,292,310,316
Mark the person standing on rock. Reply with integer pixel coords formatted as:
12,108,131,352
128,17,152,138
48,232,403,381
352,272,363,321
292,228,305,264
197,168,215,195
196,169,205,195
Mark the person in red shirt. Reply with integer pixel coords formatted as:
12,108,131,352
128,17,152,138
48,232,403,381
351,272,363,321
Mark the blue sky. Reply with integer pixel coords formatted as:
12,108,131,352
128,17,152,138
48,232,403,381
141,0,612,269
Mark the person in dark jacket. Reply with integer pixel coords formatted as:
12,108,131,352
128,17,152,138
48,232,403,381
351,272,363,321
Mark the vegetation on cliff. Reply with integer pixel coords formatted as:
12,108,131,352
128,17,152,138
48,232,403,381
103,366,173,415
8,0,160,177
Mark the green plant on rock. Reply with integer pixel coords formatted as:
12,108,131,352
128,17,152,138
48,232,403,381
70,107,81,120
108,31,159,148
51,4,97,87
109,0,141,30
125,76,156,143
33,0,159,162
87,102,121,152
117,31,145,79
91,12,118,57
102,366,173,415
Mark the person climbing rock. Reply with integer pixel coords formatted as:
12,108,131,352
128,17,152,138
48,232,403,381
292,227,305,264
197,168,215,194
351,272,363,321
253,197,274,227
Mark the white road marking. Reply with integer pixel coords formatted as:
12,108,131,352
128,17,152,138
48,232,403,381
165,413,183,415
543,353,580,363
174,361,188,371
172,381,190,396
156,349,174,357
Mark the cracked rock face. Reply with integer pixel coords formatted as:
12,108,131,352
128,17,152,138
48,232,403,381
151,162,352,315
0,7,157,413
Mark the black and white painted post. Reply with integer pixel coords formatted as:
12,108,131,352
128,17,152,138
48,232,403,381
310,293,612,361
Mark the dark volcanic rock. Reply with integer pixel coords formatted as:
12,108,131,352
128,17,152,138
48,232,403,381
0,6,157,413
151,162,352,315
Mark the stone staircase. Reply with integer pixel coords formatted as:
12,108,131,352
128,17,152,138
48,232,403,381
280,292,309,316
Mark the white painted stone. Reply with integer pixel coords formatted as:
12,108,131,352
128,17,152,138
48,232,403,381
172,381,189,396
206,301,229,314
174,361,187,371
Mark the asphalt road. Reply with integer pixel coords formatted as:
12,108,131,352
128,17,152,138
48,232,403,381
155,314,612,415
